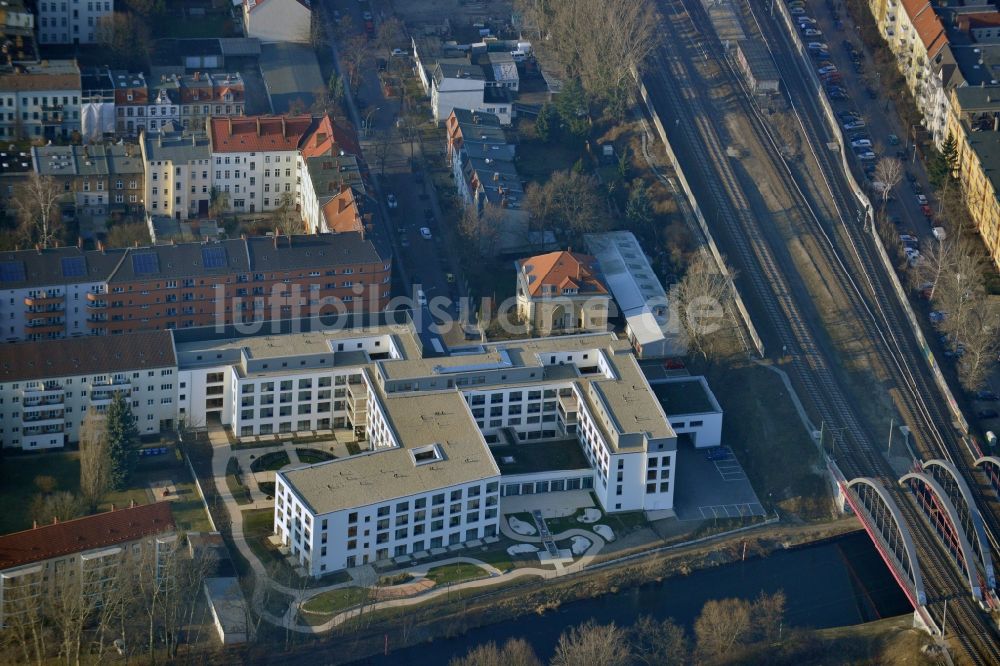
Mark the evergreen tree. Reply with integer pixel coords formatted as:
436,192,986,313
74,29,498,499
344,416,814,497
941,133,959,174
106,392,139,490
929,133,959,186
626,183,654,230
535,103,559,142
555,79,590,140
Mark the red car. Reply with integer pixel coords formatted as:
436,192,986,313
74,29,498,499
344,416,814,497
920,204,933,217
663,358,686,370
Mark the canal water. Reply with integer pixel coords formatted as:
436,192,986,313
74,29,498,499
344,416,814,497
355,530,911,665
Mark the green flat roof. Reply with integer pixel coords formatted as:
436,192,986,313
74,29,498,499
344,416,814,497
652,379,716,415
489,438,591,475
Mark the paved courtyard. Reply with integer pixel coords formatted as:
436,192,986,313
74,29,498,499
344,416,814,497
673,443,766,520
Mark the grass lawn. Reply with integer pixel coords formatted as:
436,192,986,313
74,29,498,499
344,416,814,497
296,447,335,464
425,563,488,586
0,452,81,534
250,451,290,473
300,587,367,615
544,510,587,536
475,547,515,573
700,359,828,519
226,457,252,506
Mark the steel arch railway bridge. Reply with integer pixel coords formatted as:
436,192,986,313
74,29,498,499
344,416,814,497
840,466,998,619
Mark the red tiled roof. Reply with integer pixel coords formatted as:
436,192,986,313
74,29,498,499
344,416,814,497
321,186,365,233
299,115,337,159
0,502,175,570
903,0,949,58
517,250,607,297
958,12,1000,30
209,115,320,153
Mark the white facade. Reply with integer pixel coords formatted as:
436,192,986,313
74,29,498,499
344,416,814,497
141,126,213,220
0,66,82,141
432,76,487,124
1,280,105,342
243,0,311,44
275,473,500,574
37,0,114,45
212,150,298,213
0,366,177,450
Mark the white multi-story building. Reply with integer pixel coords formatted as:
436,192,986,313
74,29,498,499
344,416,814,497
208,115,335,214
140,121,213,220
0,331,178,449
173,324,690,574
36,0,113,45
242,0,312,44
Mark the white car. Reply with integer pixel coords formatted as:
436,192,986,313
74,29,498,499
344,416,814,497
804,28,823,37
419,226,432,240
850,138,872,148
916,194,928,205
817,65,838,75
391,48,408,57
416,289,427,306
843,119,866,130
807,42,828,50
856,150,877,161
797,17,817,24
386,193,398,209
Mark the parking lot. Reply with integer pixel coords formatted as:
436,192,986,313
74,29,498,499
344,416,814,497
673,443,766,521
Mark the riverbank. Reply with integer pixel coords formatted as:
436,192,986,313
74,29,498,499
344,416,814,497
245,516,883,664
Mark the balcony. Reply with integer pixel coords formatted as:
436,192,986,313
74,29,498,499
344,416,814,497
22,386,64,405
26,311,64,323
25,303,65,315
89,382,132,404
24,321,64,334
21,413,65,427
86,298,107,309
22,424,65,436
23,294,63,307
557,393,578,424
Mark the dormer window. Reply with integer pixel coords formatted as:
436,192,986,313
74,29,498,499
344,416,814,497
562,287,577,295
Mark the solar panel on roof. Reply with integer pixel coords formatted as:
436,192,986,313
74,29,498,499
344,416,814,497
61,256,86,278
202,246,227,268
0,261,26,282
131,253,160,275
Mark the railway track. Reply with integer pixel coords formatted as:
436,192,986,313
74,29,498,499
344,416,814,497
647,0,1000,660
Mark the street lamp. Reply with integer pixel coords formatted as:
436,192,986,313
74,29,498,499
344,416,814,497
364,107,381,138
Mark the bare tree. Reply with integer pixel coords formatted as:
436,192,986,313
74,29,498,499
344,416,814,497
751,590,786,644
873,157,903,208
550,620,632,666
519,0,658,117
13,173,64,249
673,252,737,360
208,187,229,220
630,615,689,666
80,411,111,511
459,203,504,257
523,170,607,239
29,491,83,526
449,638,542,666
272,192,307,236
694,597,752,661
105,221,151,248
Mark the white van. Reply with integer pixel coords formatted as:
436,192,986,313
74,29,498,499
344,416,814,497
417,289,427,306
932,227,947,241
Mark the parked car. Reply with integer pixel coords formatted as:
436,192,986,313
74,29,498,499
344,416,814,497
790,6,806,13
975,390,999,401
888,134,900,145
391,48,408,57
811,50,831,60
850,138,872,148
419,226,432,240
843,119,866,130
915,194,928,205
929,310,948,323
807,42,828,50
920,204,933,217
837,110,860,119
977,409,999,420
899,234,919,244
828,90,849,100
856,150,876,161
416,289,427,306
804,28,823,37
386,193,398,208
796,17,817,24
818,65,838,75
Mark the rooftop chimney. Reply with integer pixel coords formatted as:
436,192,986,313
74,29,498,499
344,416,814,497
281,117,287,137
256,116,261,136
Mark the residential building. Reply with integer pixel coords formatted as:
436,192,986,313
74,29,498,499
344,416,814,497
140,121,213,220
946,86,1000,271
0,60,81,141
36,0,112,45
0,234,390,340
298,153,366,234
432,61,490,125
585,231,685,359
515,251,610,335
208,114,334,214
0,147,33,217
178,71,245,130
171,323,680,574
479,51,519,92
33,143,145,223
242,0,312,44
0,0,37,62
0,503,176,626
0,331,177,448
115,71,245,137
445,107,512,165
447,108,534,255
111,70,149,137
